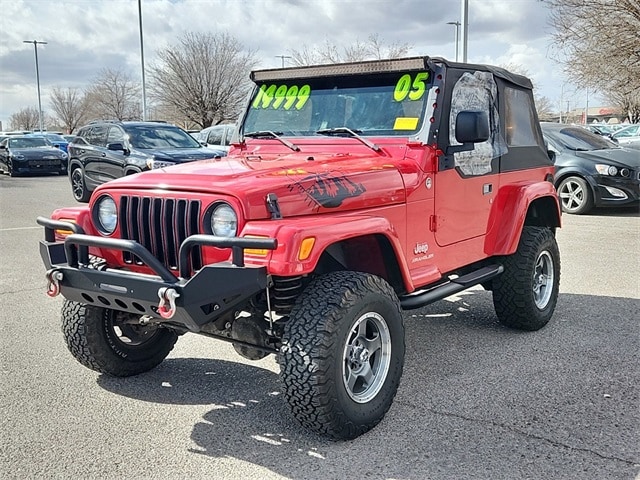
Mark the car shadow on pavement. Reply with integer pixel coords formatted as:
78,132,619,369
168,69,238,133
587,205,639,217
96,290,640,480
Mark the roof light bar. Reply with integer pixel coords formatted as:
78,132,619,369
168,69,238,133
251,56,431,82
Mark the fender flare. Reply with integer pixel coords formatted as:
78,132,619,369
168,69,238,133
484,181,561,256
242,215,414,290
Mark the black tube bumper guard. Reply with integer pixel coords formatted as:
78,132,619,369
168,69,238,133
37,217,278,332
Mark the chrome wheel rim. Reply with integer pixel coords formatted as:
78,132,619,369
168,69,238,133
342,311,392,403
533,250,554,309
71,169,84,200
559,179,585,212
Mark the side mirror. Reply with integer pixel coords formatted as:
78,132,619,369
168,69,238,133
547,150,556,163
455,111,490,144
445,111,490,158
107,142,126,152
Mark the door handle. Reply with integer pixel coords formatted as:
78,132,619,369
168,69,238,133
483,184,492,195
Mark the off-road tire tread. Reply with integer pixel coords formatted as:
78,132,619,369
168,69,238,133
279,271,404,440
492,226,560,331
61,300,178,376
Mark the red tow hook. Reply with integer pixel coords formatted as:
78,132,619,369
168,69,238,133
157,287,180,319
46,270,64,297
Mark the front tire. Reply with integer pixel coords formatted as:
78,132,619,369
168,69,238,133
557,175,593,214
492,227,560,331
71,166,90,202
279,271,405,440
61,300,178,376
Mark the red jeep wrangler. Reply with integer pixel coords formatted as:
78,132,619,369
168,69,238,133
39,57,561,440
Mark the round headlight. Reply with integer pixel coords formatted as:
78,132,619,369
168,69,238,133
211,204,237,237
607,166,618,176
96,196,118,234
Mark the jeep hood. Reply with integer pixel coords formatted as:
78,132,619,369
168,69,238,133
101,151,407,219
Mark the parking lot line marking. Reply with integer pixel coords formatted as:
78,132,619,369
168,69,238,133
0,226,41,232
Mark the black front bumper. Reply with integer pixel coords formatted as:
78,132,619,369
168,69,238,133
37,217,277,332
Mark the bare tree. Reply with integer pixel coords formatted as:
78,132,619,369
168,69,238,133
290,34,411,66
543,0,640,121
9,107,40,130
49,87,91,133
85,68,141,121
148,32,259,129
534,96,555,121
606,90,640,123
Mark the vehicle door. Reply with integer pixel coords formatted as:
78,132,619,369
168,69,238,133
434,70,505,247
81,125,110,188
102,126,128,179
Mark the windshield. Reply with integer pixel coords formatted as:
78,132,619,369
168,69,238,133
9,137,49,148
545,127,617,151
613,124,640,138
243,71,432,137
125,125,201,149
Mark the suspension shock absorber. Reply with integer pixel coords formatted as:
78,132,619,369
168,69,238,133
271,276,304,314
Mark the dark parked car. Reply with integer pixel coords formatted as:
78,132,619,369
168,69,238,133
0,135,68,177
541,122,640,214
27,132,70,153
69,121,226,202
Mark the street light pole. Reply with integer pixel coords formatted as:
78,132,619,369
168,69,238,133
23,40,47,132
138,0,148,121
275,55,292,68
460,0,469,62
446,21,461,62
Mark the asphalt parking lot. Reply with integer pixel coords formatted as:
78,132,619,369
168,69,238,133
1,175,638,480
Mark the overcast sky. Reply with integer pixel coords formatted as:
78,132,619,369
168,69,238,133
0,0,595,130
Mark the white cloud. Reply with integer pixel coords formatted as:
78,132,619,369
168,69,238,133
0,0,597,129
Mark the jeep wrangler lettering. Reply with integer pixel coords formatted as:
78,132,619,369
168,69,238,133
38,56,561,440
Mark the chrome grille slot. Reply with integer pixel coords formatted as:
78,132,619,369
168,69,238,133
120,196,202,272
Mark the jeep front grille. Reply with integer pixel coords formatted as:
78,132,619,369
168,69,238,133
119,196,202,272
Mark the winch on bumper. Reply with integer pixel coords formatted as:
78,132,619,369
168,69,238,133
37,217,278,333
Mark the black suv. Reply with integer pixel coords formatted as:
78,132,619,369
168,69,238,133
68,121,226,202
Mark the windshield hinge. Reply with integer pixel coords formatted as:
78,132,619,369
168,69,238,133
266,193,282,219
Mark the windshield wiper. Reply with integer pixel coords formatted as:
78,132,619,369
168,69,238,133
243,130,300,151
316,127,380,152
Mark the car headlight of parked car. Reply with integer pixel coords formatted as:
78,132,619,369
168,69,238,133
210,203,238,237
94,196,118,234
595,164,631,177
146,158,176,170
13,154,25,160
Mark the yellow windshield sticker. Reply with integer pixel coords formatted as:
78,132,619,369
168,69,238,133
252,84,311,110
393,72,429,102
393,117,419,130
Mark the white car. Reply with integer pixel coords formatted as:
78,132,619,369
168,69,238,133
611,124,640,150
198,124,236,152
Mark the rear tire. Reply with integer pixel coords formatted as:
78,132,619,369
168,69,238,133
279,271,405,440
61,300,178,376
492,227,560,331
